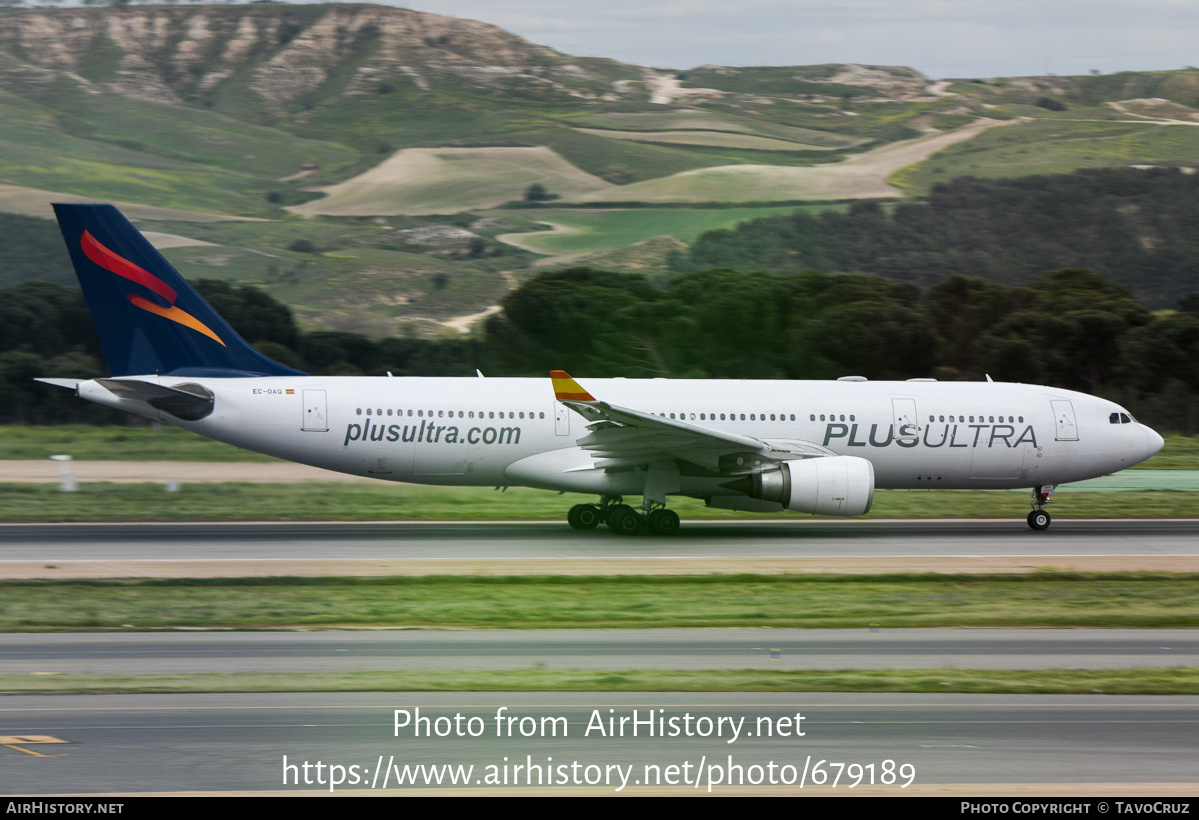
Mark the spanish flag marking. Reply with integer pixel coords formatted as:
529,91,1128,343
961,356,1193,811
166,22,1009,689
550,370,595,401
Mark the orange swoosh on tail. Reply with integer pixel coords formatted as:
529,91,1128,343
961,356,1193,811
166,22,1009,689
128,296,226,347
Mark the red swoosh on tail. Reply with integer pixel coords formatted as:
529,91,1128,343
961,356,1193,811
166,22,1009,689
81,230,177,304
81,230,224,346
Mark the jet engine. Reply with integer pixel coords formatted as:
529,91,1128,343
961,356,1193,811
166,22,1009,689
726,456,875,516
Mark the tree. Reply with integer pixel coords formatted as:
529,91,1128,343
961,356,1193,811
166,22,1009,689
524,183,557,202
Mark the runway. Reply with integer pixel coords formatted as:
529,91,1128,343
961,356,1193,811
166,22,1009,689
2,519,1197,577
2,692,1196,794
4,521,1196,795
4,629,1198,673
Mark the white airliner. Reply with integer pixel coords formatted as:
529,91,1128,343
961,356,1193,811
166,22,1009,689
40,204,1164,534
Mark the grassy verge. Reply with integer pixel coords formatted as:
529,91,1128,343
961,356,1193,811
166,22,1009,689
5,574,1199,631
3,668,1197,695
0,425,281,461
1,482,1197,521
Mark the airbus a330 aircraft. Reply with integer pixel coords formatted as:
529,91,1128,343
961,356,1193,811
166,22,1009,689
40,204,1164,534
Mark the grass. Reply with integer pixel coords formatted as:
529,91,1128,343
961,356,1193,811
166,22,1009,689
1132,434,1199,469
3,668,1198,695
4,573,1199,631
0,425,281,461
0,81,365,218
558,122,1000,205
573,111,862,148
570,127,844,153
138,219,515,335
891,117,1199,195
0,483,1197,522
504,206,807,256
560,164,866,205
289,146,612,217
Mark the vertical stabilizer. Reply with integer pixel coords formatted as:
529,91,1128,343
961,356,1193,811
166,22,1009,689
52,203,304,377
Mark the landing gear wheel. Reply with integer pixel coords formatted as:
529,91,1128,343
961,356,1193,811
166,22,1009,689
568,504,600,530
647,509,680,536
1027,509,1051,531
606,504,642,535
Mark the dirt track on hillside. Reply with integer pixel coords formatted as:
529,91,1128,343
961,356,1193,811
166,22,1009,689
569,118,1014,203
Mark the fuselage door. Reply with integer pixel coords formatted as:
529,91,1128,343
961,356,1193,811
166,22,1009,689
302,389,328,432
1051,400,1078,441
892,398,919,439
555,403,570,436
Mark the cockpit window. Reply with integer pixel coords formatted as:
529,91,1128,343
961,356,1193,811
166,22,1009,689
1110,412,1120,424
1120,413,1132,424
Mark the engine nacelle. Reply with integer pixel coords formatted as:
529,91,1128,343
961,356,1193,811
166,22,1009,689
739,456,875,516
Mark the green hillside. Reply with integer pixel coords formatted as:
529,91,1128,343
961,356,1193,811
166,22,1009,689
2,4,1199,334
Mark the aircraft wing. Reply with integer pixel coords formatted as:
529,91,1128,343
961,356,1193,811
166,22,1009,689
550,370,833,473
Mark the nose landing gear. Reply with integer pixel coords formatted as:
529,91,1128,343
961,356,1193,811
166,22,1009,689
1027,486,1054,530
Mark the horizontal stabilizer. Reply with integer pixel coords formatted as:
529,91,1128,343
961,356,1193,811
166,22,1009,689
35,378,82,390
96,378,215,421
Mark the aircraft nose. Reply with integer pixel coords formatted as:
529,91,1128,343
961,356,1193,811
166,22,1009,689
1144,426,1165,459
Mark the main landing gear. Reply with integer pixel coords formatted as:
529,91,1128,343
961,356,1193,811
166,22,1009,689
566,496,681,536
1027,485,1054,531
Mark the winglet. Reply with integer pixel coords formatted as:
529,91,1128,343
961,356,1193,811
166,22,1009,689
551,370,595,401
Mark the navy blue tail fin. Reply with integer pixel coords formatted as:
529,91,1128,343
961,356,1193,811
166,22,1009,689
53,204,305,377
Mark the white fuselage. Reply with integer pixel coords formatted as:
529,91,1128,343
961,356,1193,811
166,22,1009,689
77,376,1163,502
